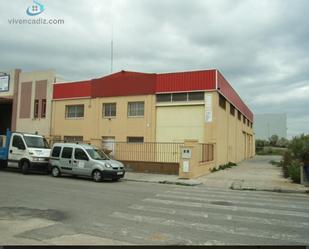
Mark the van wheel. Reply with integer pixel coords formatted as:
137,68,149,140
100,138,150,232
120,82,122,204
92,170,102,182
51,167,61,177
21,161,29,175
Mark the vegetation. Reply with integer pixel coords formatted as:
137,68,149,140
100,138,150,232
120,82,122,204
275,134,309,184
257,134,309,184
210,162,237,173
256,135,289,155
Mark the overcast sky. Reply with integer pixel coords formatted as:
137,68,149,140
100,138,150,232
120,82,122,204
1,0,308,137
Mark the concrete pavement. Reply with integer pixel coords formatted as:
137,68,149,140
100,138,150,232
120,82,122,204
125,155,309,193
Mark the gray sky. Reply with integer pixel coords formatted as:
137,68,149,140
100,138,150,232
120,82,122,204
1,0,308,137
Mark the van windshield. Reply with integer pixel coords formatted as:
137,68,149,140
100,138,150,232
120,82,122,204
24,136,50,149
86,149,109,160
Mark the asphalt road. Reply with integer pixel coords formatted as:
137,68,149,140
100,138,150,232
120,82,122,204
1,169,309,245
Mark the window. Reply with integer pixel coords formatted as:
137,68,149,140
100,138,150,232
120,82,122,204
219,94,226,110
34,99,39,118
247,119,250,126
65,105,84,118
12,135,25,149
156,94,172,102
103,103,116,117
128,102,144,117
250,122,253,128
238,111,241,121
51,146,62,158
188,92,204,101
172,93,187,101
61,147,73,159
243,115,246,124
41,99,46,118
64,136,83,142
74,148,89,161
156,92,204,103
127,137,144,143
230,105,235,116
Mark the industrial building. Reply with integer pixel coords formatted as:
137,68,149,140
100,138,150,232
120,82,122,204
51,69,254,168
0,68,58,137
254,113,287,140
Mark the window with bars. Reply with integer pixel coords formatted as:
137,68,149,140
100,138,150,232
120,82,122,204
127,137,144,143
63,136,83,142
34,99,39,118
41,99,46,118
103,103,116,117
128,102,144,117
65,105,84,118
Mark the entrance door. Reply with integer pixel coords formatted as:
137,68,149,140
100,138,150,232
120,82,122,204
0,101,12,135
102,137,115,156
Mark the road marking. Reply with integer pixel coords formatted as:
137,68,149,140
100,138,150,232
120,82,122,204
157,192,309,211
171,186,309,201
110,211,309,244
129,204,309,229
144,198,309,218
166,189,309,207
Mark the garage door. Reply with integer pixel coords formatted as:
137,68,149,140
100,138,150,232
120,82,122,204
156,105,205,143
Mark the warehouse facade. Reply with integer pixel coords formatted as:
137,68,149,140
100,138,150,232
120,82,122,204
51,69,254,167
0,68,57,137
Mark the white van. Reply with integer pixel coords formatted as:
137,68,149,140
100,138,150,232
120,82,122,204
49,143,125,182
0,130,51,174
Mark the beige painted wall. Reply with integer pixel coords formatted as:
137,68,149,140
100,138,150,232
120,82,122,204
51,95,156,142
16,70,55,137
213,92,254,166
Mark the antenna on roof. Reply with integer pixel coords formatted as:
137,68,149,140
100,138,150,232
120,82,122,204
110,21,114,73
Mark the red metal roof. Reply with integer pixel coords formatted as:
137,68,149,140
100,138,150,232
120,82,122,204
52,69,253,122
217,71,253,122
53,80,92,100
156,69,216,93
91,71,156,98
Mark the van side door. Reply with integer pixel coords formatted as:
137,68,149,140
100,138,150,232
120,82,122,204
73,148,91,176
59,147,73,173
8,134,26,168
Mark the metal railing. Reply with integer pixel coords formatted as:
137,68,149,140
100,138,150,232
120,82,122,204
199,143,215,163
112,142,184,163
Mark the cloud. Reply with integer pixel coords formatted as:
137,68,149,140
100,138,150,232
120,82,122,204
0,0,308,137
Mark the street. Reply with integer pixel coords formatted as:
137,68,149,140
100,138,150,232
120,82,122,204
0,170,309,245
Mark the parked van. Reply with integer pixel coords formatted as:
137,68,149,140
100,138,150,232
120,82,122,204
0,129,50,174
49,143,125,182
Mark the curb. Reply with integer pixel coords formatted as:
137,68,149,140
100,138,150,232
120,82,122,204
230,186,309,194
123,178,202,186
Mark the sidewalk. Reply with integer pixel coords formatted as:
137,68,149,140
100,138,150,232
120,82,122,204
124,172,202,186
124,156,309,193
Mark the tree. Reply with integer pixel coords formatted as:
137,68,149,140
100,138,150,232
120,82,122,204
277,137,289,148
269,135,279,147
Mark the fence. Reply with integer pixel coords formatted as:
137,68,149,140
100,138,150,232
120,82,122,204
112,142,184,163
198,143,215,163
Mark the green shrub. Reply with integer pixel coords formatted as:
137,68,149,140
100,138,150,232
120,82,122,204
287,160,301,183
210,162,237,173
282,151,292,178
